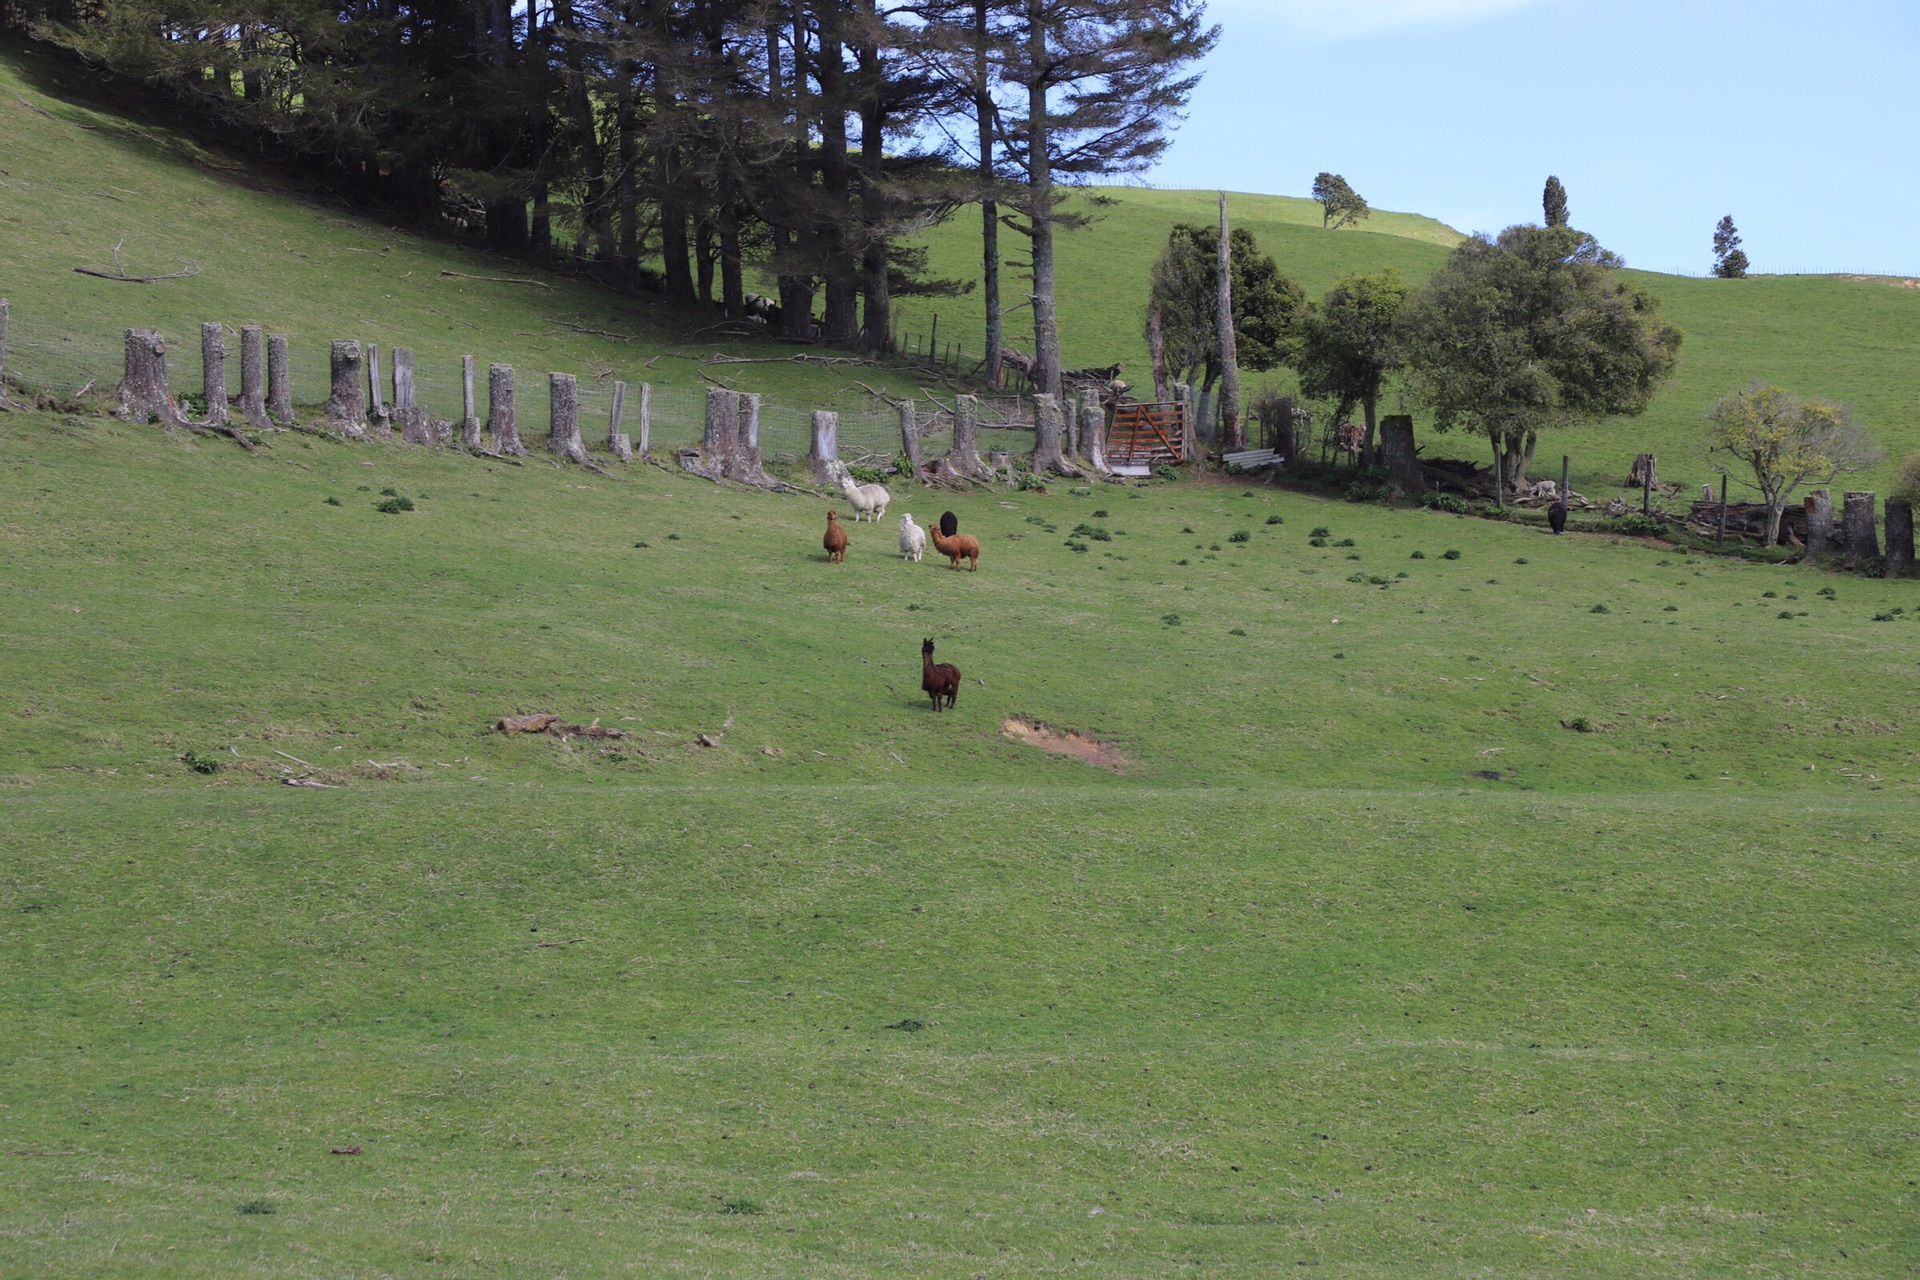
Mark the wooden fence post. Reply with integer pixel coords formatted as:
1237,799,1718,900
365,343,391,437
460,356,482,449
1081,396,1110,475
115,328,185,426
395,348,432,444
0,298,16,410
703,385,740,478
809,409,839,482
737,391,772,484
1885,498,1914,577
548,372,587,463
899,399,923,476
1172,382,1195,462
201,322,227,425
238,325,268,426
637,382,651,458
608,380,632,462
266,334,293,425
1843,491,1879,568
487,363,524,455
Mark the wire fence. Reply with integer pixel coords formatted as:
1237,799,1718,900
0,312,1039,466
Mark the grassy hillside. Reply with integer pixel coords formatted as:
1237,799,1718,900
2,410,1916,1276
892,192,1920,500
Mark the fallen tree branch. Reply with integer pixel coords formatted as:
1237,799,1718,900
547,318,635,342
439,270,554,291
72,263,201,283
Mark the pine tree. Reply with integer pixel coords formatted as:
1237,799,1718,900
1542,175,1568,227
1713,215,1750,278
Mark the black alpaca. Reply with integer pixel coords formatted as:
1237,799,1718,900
1548,500,1568,535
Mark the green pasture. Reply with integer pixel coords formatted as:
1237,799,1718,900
2,412,1916,1276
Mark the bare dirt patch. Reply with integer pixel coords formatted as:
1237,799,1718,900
1001,717,1128,771
1839,275,1920,289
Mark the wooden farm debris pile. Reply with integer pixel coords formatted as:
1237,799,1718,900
495,713,626,740
1687,500,1808,544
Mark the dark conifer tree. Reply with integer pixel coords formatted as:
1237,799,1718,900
1542,174,1568,227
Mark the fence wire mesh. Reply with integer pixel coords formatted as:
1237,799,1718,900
0,314,1038,466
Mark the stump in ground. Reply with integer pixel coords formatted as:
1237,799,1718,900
1029,393,1083,477
325,340,369,438
636,382,652,458
1379,414,1421,496
1843,491,1879,568
808,409,840,483
1885,498,1914,576
1805,489,1836,560
487,363,524,455
988,449,1013,488
395,348,432,444
460,356,483,450
1080,397,1110,475
703,385,742,478
1626,453,1657,489
0,298,17,410
608,380,632,462
200,322,228,425
946,395,991,480
899,400,924,478
548,372,588,463
736,392,775,484
238,326,269,427
116,328,187,426
366,344,392,438
267,333,294,424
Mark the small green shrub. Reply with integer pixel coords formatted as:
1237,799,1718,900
1566,716,1593,733
884,1018,926,1033
1308,537,1328,548
1070,486,1092,496
1513,558,1529,565
1761,590,1777,599
323,496,341,506
1092,509,1110,518
1346,572,1370,584
719,1199,763,1215
181,750,222,775
379,486,399,497
1228,531,1250,543
1442,549,1462,560
667,533,681,541
1181,526,1195,534
1309,526,1331,539
1615,514,1665,537
1024,515,1046,525
1777,610,1796,619
847,464,889,485
1817,586,1837,598
633,540,649,549
1228,627,1246,636
1590,604,1610,614
1175,559,1189,566
1065,540,1089,553
235,1199,276,1216
1663,604,1677,611
1071,524,1111,542
1162,613,1181,626
375,496,414,514
1409,550,1426,559
1333,537,1355,548
1418,492,1473,514
1016,471,1047,492
1153,465,1181,482
1872,612,1896,622
1265,514,1283,525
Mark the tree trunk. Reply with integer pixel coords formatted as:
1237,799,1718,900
237,325,268,427
396,347,432,444
1195,377,1216,446
1804,489,1835,560
365,344,391,438
1025,0,1062,399
1843,491,1879,568
1763,496,1789,548
267,333,293,425
1030,393,1082,477
809,409,840,482
1147,297,1169,404
1174,382,1196,461
637,382,652,457
948,394,990,479
1081,397,1109,475
116,328,185,426
736,392,772,484
1274,395,1296,460
460,355,483,449
488,362,524,455
608,380,632,462
703,385,741,477
1379,414,1420,496
974,0,1001,382
1216,192,1242,452
549,372,587,464
1359,392,1378,469
899,401,923,477
694,217,717,306
0,298,17,410
1885,498,1914,576
200,322,227,425
324,339,368,438
721,209,745,320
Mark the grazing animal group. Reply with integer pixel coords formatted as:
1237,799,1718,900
928,512,980,572
921,638,961,712
818,503,979,572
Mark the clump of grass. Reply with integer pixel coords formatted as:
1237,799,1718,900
1663,604,1678,611
1762,590,1778,599
1441,549,1462,560
323,496,341,507
1162,613,1181,626
1175,558,1189,566
1346,572,1370,584
719,1199,763,1215
1181,526,1195,534
1589,604,1610,614
633,540,649,549
235,1199,276,1216
1153,465,1180,481
1333,537,1356,547
1228,531,1250,543
1070,486,1092,496
1265,514,1283,525
1309,526,1331,539
1065,540,1089,553
375,496,415,514
1024,515,1046,525
1071,524,1111,542
1410,550,1426,559
1228,627,1246,636
667,533,681,541
379,486,399,497
885,1018,926,1033
1817,586,1837,599
181,750,222,775
1566,716,1594,733
1308,536,1328,547
1092,509,1109,518
1513,557,1529,565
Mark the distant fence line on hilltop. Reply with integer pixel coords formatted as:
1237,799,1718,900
0,305,1043,466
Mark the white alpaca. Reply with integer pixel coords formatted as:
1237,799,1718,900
899,512,927,561
836,469,891,522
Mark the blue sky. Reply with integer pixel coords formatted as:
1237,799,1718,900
1143,0,1920,276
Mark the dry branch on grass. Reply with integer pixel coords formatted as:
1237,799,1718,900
439,270,554,291
496,713,625,740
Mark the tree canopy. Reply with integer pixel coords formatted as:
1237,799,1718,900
1310,172,1369,230
1713,216,1750,279
1147,223,1305,394
1396,224,1683,483
1294,270,1408,461
1542,175,1569,228
1706,382,1880,546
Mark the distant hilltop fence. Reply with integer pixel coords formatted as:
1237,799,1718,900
0,300,1040,470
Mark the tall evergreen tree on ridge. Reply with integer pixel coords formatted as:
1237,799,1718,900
1713,215,1750,278
1542,174,1568,227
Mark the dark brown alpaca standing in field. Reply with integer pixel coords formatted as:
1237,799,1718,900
823,510,848,563
921,638,960,711
929,520,980,572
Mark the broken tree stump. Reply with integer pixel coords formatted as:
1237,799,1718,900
1029,393,1082,478
736,391,774,485
366,343,392,438
899,400,923,477
1805,489,1836,560
0,298,17,411
115,328,187,426
1379,414,1421,497
267,333,293,425
394,347,431,444
702,384,741,478
200,322,227,425
460,356,482,450
548,372,588,463
808,409,839,482
325,340,369,438
237,325,269,427
1843,491,1879,569
1885,498,1914,577
946,394,990,480
487,363,525,455
1081,396,1110,475
608,380,632,462
1626,453,1657,489
988,449,1013,488
636,382,652,458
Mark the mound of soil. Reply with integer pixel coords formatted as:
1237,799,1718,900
1001,717,1128,771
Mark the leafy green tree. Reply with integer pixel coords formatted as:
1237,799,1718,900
1147,223,1306,434
1295,271,1409,464
1712,216,1750,278
1397,224,1683,491
1706,383,1881,546
1310,172,1369,229
1542,175,1568,227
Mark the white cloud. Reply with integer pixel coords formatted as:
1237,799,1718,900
1208,0,1549,42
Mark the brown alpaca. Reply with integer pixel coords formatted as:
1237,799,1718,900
928,520,980,572
822,510,848,563
921,638,960,711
